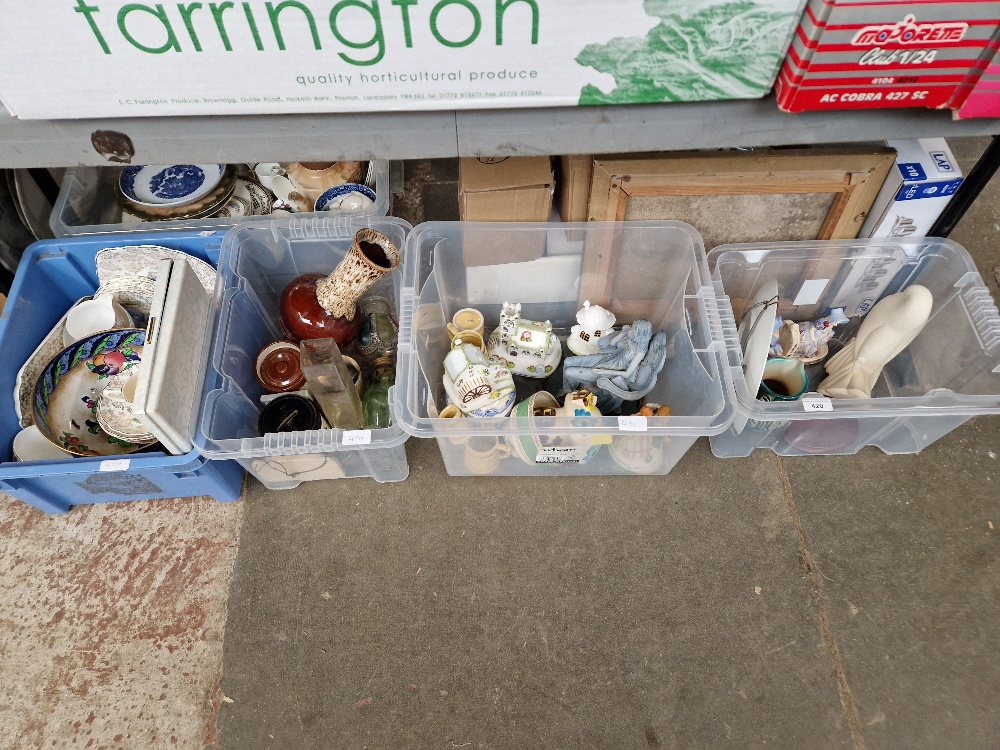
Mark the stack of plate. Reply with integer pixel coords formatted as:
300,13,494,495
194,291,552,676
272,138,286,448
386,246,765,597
117,164,238,221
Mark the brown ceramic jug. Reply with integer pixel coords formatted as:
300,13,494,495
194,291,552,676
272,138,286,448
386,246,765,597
279,228,400,345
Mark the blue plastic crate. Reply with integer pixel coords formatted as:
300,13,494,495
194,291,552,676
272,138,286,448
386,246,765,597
0,230,244,514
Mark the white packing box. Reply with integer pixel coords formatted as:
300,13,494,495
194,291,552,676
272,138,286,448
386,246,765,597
860,139,964,239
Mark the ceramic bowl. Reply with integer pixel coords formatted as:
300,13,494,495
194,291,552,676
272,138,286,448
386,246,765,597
32,329,151,456
315,184,377,212
12,425,73,462
119,164,226,207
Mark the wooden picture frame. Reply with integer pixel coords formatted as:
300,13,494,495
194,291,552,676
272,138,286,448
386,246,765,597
580,148,895,308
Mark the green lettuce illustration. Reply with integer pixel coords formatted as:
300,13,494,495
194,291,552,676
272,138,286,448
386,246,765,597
577,0,794,104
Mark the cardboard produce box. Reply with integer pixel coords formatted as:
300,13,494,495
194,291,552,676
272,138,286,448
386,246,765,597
0,1,806,119
458,157,553,266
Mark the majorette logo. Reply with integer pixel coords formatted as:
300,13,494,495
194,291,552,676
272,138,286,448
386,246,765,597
852,15,968,46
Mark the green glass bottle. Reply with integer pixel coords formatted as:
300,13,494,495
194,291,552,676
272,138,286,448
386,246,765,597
361,356,395,428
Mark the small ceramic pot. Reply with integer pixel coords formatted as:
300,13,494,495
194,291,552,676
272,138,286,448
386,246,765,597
758,357,808,402
446,308,485,339
463,436,511,475
438,404,464,419
256,340,306,393
258,394,322,435
63,294,134,346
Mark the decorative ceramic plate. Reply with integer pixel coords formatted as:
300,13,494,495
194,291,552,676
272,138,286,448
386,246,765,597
14,298,89,428
32,329,150,456
119,164,225,207
96,245,217,295
117,166,237,221
96,369,156,443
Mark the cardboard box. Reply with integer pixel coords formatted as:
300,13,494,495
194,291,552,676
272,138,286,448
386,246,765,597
860,139,963,238
458,157,552,266
776,0,1000,112
459,157,553,222
557,156,594,223
0,1,806,119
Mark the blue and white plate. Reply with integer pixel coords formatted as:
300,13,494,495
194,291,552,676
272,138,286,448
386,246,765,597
315,183,377,212
119,164,226,208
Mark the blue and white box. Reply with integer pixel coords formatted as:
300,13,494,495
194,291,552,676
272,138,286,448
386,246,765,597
861,139,964,239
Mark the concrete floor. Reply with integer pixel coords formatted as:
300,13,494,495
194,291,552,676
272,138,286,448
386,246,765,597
2,139,999,749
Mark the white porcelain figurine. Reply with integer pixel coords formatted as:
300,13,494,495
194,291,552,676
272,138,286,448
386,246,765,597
817,285,932,399
567,300,616,356
486,302,562,378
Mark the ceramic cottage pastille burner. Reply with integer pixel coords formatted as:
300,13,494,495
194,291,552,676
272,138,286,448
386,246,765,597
443,343,516,418
279,228,399,346
567,300,616,356
486,302,562,378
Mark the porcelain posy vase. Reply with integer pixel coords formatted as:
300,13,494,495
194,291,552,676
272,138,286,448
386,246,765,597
279,228,400,346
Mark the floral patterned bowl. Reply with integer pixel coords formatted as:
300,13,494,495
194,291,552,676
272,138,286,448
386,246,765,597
32,329,152,457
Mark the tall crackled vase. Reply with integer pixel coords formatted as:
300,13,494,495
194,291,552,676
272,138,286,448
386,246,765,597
279,228,400,346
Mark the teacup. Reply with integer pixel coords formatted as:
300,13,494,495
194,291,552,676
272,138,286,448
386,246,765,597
63,294,134,346
463,436,511,475
446,308,485,339
758,357,808,402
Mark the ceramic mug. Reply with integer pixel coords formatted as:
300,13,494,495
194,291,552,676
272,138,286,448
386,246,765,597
447,308,486,339
463,436,511,475
451,330,487,353
758,357,808,402
438,404,464,419
63,294,134,346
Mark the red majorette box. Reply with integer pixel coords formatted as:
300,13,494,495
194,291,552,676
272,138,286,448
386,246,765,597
776,0,1000,112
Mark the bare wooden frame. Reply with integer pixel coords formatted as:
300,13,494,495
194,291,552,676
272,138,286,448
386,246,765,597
580,148,896,307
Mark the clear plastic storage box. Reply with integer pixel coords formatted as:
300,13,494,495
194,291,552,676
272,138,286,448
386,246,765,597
193,217,411,489
50,161,391,237
0,231,244,514
392,221,735,477
709,238,1000,457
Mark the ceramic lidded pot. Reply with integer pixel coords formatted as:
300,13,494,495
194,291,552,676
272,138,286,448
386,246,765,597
568,300,616,356
279,228,400,346
255,341,306,393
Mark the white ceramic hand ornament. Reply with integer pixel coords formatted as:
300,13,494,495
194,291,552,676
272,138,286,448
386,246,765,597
817,285,933,399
